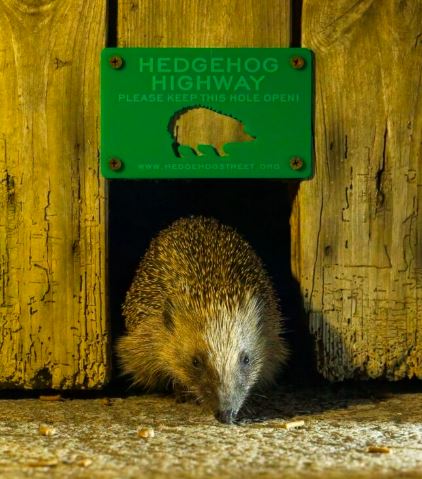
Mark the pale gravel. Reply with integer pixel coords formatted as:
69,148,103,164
0,386,421,478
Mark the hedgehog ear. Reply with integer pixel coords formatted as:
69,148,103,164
163,299,175,331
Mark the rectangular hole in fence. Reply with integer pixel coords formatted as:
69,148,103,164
108,179,314,390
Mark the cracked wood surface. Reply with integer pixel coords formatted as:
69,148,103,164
291,0,422,380
0,0,109,388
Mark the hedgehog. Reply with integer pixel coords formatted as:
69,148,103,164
117,216,288,423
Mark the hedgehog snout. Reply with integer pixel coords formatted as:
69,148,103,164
197,382,242,423
215,409,236,424
212,386,246,424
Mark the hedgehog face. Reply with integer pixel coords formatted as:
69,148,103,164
181,345,261,424
209,347,262,424
166,296,267,424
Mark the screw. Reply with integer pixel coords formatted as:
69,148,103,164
109,157,123,171
109,55,124,69
290,156,304,170
290,56,305,69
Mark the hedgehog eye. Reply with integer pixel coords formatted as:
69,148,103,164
240,352,250,366
192,356,202,369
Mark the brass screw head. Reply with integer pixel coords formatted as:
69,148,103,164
290,156,304,170
109,158,123,171
290,56,305,69
109,55,124,69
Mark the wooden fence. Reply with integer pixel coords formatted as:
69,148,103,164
0,0,420,388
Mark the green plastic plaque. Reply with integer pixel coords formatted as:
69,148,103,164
101,48,313,179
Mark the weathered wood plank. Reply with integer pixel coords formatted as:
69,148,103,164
291,0,422,380
118,0,290,47
0,0,108,388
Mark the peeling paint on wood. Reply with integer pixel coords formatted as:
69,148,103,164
291,0,422,380
0,0,108,388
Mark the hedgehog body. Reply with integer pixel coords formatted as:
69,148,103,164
117,216,287,423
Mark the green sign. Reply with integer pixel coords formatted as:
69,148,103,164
101,48,313,179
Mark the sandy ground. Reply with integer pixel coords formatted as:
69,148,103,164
0,384,421,479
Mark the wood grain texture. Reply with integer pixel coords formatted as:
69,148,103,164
291,0,422,380
0,0,108,388
118,0,290,47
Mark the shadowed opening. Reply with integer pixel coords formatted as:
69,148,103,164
108,179,315,390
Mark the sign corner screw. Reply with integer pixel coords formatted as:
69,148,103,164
290,56,305,69
109,157,123,171
290,156,304,170
109,55,124,69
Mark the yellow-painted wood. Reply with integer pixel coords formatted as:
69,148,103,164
118,0,290,47
291,0,422,380
0,0,108,388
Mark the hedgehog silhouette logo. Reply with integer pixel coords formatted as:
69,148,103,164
168,106,256,157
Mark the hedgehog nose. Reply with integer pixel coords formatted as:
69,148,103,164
215,409,235,424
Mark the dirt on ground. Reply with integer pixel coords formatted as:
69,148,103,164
0,383,421,479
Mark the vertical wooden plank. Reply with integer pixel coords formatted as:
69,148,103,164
118,0,290,47
292,0,422,379
0,0,108,388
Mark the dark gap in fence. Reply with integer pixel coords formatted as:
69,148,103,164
106,0,118,47
108,179,318,390
290,0,303,47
